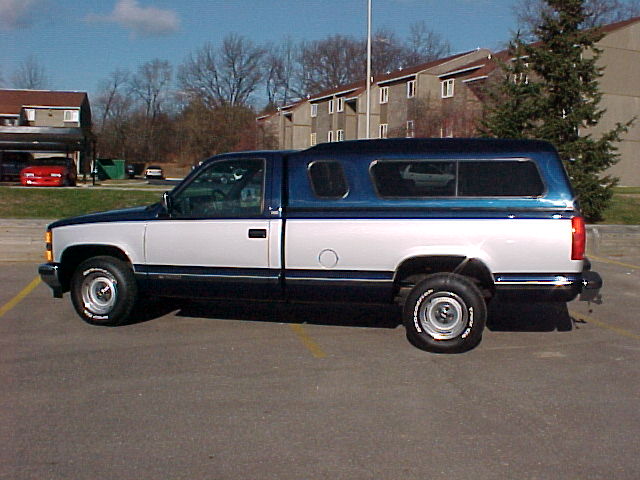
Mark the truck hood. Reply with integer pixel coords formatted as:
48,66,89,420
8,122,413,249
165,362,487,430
48,204,161,229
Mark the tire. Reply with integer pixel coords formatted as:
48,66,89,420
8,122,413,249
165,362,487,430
402,273,486,353
70,256,138,326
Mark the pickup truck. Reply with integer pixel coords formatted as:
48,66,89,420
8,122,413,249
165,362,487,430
39,138,602,353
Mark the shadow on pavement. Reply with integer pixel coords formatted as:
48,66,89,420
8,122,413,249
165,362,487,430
125,297,574,333
486,300,573,332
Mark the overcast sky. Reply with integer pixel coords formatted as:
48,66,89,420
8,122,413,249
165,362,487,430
0,0,582,104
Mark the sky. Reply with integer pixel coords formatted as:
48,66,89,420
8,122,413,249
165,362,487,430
0,0,541,106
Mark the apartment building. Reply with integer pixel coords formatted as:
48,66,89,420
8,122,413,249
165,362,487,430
259,17,640,185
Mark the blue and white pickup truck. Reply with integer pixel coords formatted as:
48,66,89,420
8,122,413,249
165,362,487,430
39,138,602,353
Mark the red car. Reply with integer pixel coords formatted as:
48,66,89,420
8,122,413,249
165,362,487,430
20,157,77,187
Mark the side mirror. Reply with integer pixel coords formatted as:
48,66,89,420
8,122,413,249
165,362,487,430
161,191,173,216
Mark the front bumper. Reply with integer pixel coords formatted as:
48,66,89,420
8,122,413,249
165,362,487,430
38,263,64,298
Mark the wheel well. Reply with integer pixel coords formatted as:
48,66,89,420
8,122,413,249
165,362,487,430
58,245,131,292
394,256,495,299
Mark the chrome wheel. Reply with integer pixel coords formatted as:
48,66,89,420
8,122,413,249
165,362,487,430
417,291,468,340
81,269,118,316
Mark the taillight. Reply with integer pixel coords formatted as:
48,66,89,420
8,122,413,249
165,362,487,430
571,216,585,260
45,230,53,262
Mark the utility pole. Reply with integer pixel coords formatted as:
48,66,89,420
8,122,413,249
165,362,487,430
365,0,372,139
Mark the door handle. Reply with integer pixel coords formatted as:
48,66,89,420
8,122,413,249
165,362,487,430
248,229,267,239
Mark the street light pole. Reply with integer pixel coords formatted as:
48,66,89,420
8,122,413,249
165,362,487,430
365,0,372,139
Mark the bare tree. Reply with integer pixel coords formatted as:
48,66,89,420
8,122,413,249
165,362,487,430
263,37,298,107
11,55,50,89
371,28,406,74
94,69,130,132
404,21,452,66
514,0,640,36
219,34,265,106
177,42,222,108
129,59,173,120
179,34,265,107
297,35,365,95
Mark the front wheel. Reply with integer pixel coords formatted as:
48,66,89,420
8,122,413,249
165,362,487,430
403,273,486,353
70,256,138,326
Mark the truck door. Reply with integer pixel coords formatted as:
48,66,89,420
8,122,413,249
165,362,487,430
143,156,282,299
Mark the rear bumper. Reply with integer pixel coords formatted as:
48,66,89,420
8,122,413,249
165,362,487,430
578,270,603,303
494,264,602,303
38,263,64,298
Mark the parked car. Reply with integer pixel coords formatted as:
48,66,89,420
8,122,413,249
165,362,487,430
21,157,77,187
126,164,136,179
1,152,32,182
39,138,602,353
144,165,164,180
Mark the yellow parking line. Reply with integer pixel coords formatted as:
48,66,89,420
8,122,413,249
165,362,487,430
570,310,640,341
0,276,42,318
587,254,640,270
289,324,327,358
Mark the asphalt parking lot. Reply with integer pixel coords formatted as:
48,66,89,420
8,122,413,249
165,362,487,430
1,229,639,479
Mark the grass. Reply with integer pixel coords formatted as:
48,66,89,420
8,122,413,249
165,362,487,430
600,191,640,224
0,187,162,219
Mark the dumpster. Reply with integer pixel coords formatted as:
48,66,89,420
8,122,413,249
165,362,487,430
95,158,126,180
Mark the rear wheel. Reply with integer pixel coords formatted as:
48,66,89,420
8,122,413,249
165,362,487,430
70,256,137,326
403,273,486,353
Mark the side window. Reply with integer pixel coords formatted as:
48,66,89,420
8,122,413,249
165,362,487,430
171,159,264,218
308,161,349,199
371,161,456,197
458,161,544,197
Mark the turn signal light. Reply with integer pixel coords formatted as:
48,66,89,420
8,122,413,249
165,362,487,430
45,230,53,262
571,216,586,260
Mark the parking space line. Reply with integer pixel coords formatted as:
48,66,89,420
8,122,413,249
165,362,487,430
569,310,640,341
0,276,41,319
289,324,327,358
587,254,640,270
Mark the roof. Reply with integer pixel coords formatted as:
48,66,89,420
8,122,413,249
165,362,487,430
0,89,88,115
598,15,640,34
374,50,485,85
301,137,557,156
305,49,491,102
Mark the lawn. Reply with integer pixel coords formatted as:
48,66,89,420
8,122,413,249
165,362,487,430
0,187,162,219
601,189,640,224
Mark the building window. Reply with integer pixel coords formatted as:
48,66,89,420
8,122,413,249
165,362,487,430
407,80,416,98
441,79,454,98
328,130,334,142
379,86,389,104
311,104,318,117
336,129,344,141
406,120,415,138
379,123,388,139
336,97,344,112
64,110,79,123
328,99,335,114
24,109,35,122
310,132,317,146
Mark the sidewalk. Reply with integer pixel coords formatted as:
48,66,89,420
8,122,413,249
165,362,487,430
0,219,52,262
1,218,639,263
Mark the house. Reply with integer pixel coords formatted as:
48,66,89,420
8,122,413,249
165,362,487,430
0,89,95,176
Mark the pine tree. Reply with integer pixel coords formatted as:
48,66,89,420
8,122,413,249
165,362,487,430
481,0,633,221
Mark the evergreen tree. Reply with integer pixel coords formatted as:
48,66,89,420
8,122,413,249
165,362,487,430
481,0,633,221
